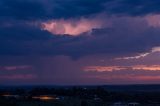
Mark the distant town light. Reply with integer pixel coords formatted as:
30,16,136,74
32,95,56,101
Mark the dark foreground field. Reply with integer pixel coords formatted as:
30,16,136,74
0,85,160,106
0,97,160,106
0,98,111,106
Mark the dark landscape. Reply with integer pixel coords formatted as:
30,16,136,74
0,85,160,106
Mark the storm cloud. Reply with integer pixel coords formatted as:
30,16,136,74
1,0,160,84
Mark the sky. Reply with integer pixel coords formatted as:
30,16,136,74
1,0,160,85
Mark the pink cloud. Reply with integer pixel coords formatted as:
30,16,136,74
84,66,127,72
84,65,160,72
132,65,160,71
146,14,160,28
41,17,103,36
0,65,33,71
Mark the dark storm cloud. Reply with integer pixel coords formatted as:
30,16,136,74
0,0,46,20
1,0,160,20
0,0,107,20
52,25,160,58
0,22,53,55
1,18,160,58
104,0,160,16
0,23,52,40
1,0,160,58
1,0,160,85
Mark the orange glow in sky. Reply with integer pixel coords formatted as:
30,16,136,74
132,65,160,71
84,65,160,72
84,66,127,72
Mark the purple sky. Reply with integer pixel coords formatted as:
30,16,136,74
1,0,160,85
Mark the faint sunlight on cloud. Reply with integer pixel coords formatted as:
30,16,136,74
41,18,103,36
132,65,160,71
89,75,160,83
84,66,127,72
0,65,33,71
146,15,160,28
84,65,160,72
115,46,160,60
